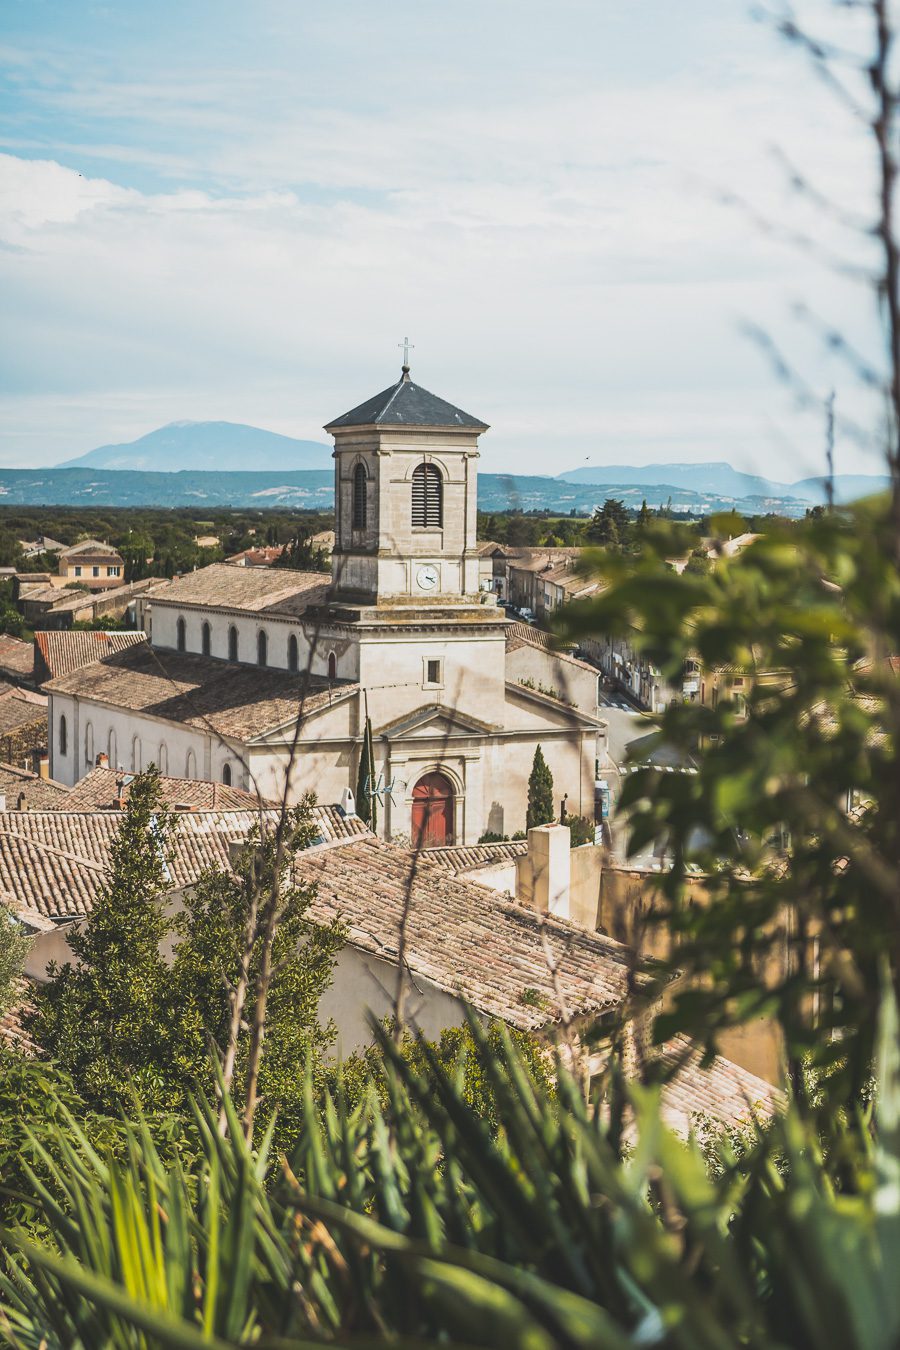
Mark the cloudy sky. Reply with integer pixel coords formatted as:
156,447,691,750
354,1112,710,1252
0,0,888,479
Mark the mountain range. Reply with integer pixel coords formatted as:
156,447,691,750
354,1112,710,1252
58,421,333,472
0,421,877,514
558,461,888,506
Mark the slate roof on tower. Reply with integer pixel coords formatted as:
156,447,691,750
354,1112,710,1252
325,372,488,432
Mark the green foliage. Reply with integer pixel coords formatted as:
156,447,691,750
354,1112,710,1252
559,498,900,1111
271,530,330,572
477,829,509,843
526,743,554,829
4,996,900,1348
586,497,632,549
29,767,176,1115
566,813,596,847
170,804,344,1152
355,716,376,830
28,773,341,1138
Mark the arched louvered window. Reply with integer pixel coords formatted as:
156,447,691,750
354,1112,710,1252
288,634,299,673
352,462,367,529
257,629,268,667
411,462,442,528
222,763,232,786
201,621,211,656
228,625,238,662
176,616,186,652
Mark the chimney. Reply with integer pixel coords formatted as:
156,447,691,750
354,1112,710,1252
114,776,127,810
0,793,6,812
339,786,356,817
37,751,50,781
96,751,109,768
517,824,571,920
16,792,27,811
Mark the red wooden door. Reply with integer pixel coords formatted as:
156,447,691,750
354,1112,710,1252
411,772,454,847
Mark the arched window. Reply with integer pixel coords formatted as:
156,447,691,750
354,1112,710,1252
108,728,117,768
185,749,196,779
411,462,442,528
59,713,67,757
158,741,168,774
257,629,268,667
287,633,299,674
228,625,239,662
201,621,211,657
222,763,232,786
352,462,367,529
84,721,94,766
176,616,186,652
327,651,337,681
131,735,141,772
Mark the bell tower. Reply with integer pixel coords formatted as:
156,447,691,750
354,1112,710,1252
325,364,488,605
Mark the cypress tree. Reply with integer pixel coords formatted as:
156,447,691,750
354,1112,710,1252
526,745,554,829
355,717,377,831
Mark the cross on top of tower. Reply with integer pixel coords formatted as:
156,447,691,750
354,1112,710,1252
398,336,414,375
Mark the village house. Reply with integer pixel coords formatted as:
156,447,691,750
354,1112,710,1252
44,368,608,844
57,539,125,590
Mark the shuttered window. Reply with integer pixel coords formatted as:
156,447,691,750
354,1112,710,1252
411,463,443,528
352,463,367,529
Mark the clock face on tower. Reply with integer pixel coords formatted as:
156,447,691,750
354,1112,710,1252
416,564,439,592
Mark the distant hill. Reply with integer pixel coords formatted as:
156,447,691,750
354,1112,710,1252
58,421,333,472
0,466,842,516
558,460,889,505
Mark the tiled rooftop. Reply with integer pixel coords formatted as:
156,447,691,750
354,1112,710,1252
0,636,35,683
57,765,276,812
505,622,597,671
0,685,46,737
147,563,330,616
295,836,640,1031
0,761,67,810
423,839,527,875
44,643,358,743
34,630,146,682
0,804,370,921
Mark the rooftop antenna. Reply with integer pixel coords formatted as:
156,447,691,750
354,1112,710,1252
398,336,414,378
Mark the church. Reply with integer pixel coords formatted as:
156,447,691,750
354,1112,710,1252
46,366,606,845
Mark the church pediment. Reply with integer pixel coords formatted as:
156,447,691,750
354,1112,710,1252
375,704,500,741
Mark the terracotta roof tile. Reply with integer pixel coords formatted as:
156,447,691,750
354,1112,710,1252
0,636,35,682
423,840,527,874
295,837,639,1030
44,644,358,743
0,978,38,1055
0,805,370,921
57,766,276,812
148,563,330,616
34,630,146,682
0,761,67,810
505,622,597,671
0,686,46,737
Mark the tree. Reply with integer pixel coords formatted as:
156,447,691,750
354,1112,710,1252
586,498,631,548
355,715,377,831
273,530,331,572
526,744,554,828
29,768,177,1115
170,801,344,1147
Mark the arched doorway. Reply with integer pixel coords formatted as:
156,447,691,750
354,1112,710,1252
411,771,454,848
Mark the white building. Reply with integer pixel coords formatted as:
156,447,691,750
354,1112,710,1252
45,368,607,845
